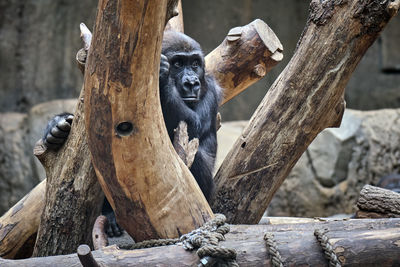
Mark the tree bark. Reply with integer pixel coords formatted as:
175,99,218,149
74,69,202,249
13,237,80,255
1,218,399,266
31,85,104,257
211,0,400,224
355,185,400,218
206,19,283,105
84,0,213,242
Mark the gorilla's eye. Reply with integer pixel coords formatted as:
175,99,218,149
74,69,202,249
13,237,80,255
192,60,200,68
173,60,182,68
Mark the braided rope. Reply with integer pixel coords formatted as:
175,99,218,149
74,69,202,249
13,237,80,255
264,233,284,267
124,238,179,249
314,229,342,267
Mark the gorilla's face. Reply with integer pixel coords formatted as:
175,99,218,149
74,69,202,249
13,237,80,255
168,51,204,103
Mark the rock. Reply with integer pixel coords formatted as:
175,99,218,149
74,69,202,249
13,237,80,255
216,109,400,217
0,113,36,215
0,99,77,214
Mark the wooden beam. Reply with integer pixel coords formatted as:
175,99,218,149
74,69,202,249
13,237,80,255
211,0,400,224
1,219,399,266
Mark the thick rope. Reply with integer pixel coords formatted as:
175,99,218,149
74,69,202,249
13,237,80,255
314,229,342,267
180,214,238,267
121,214,237,266
264,233,284,267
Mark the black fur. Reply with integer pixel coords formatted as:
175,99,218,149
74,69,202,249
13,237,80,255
42,31,221,236
160,31,222,200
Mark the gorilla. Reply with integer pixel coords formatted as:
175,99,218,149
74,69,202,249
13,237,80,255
42,31,222,236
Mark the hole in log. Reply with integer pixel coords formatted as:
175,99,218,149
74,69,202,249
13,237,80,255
116,121,134,136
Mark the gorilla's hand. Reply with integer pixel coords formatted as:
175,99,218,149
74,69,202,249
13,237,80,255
159,54,170,89
43,113,74,150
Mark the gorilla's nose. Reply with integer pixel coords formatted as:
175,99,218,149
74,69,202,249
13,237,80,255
183,79,200,94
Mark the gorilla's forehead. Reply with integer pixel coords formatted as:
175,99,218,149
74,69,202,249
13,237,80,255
162,31,203,56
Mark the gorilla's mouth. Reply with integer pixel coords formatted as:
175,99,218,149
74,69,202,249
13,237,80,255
182,97,199,103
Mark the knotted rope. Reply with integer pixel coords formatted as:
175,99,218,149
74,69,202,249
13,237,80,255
122,214,237,266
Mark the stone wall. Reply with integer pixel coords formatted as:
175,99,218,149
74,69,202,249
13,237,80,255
217,109,400,217
0,0,399,118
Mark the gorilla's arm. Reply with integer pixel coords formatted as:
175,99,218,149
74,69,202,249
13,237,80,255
190,132,217,201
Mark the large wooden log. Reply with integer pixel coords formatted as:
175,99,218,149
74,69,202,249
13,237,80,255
211,0,400,224
206,19,283,105
1,219,399,266
84,0,213,242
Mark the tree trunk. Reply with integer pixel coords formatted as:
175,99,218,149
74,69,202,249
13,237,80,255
84,0,213,242
211,0,400,224
31,85,104,257
355,185,400,218
1,218,399,266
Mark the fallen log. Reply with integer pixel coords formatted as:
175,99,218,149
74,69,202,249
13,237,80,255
355,184,400,218
1,218,399,266
211,0,400,224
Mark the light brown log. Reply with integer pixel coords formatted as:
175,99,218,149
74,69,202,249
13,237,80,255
205,19,283,105
211,0,400,224
165,0,183,32
84,0,213,242
1,219,400,266
0,180,45,259
32,86,104,257
356,185,400,217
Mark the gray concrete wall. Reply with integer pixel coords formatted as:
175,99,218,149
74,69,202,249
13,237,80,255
0,0,399,119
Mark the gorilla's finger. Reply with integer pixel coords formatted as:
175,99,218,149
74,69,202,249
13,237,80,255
50,127,69,138
65,114,74,124
57,119,72,132
46,133,66,144
110,222,122,237
105,224,115,237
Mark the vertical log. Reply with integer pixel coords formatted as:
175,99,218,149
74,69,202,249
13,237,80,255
32,84,103,256
84,0,213,242
211,0,400,223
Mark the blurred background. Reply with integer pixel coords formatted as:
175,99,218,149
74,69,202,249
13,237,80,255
0,0,399,218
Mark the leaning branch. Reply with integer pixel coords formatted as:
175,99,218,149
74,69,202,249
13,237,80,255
211,0,400,223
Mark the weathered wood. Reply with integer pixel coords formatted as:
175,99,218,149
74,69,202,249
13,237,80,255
165,0,183,32
32,86,104,257
1,219,399,266
205,19,283,105
356,185,400,218
0,180,45,259
211,0,400,224
92,216,108,250
84,0,213,242
173,121,199,168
